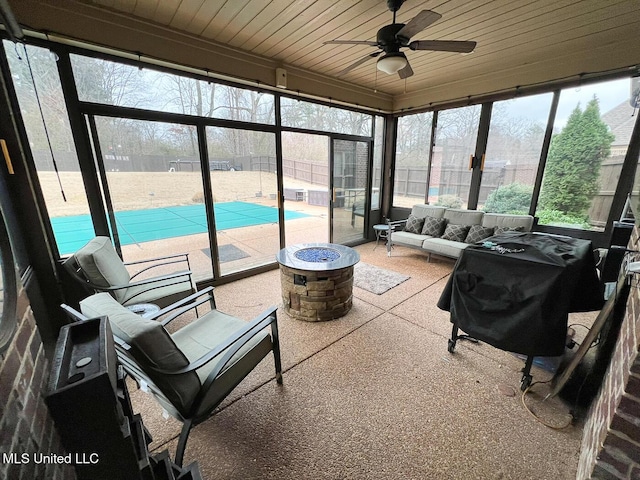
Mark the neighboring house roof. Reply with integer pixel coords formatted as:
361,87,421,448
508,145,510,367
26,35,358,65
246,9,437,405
602,101,637,146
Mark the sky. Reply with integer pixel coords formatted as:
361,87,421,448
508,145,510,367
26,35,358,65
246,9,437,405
503,77,631,130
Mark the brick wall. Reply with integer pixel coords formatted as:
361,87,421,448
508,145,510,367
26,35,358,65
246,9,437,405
0,278,76,480
577,225,640,480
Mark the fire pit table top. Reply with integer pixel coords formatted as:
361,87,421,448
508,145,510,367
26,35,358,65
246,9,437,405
276,243,360,271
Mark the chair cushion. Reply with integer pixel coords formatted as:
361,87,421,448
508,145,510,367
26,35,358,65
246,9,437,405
465,225,495,244
121,273,194,308
75,237,131,303
171,310,272,418
441,224,471,242
403,214,425,234
80,293,200,416
421,216,448,236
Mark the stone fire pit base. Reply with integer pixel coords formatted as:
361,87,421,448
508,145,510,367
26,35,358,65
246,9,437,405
279,264,354,322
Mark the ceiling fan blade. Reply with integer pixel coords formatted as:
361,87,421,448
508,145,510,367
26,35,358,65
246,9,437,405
323,40,378,46
398,61,414,79
396,10,442,39
409,40,477,53
337,51,381,76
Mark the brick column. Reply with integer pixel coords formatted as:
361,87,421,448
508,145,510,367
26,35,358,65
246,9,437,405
576,226,640,480
0,280,76,480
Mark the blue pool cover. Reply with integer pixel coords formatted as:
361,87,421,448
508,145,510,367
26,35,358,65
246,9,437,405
52,201,308,255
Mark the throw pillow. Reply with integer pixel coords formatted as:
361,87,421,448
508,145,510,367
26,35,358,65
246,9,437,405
464,225,495,244
494,225,525,235
403,214,424,234
421,216,448,237
441,224,471,242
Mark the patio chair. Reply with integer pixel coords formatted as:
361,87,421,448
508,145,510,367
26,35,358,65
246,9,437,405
61,286,283,467
62,236,195,308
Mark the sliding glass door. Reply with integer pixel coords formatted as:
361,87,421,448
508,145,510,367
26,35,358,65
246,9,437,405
206,126,279,276
332,139,369,244
281,131,330,245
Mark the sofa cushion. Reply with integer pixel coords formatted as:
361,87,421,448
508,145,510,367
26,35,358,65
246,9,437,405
421,216,448,236
443,209,484,226
494,225,525,235
482,213,534,232
465,225,495,244
441,224,471,242
422,238,470,259
404,214,425,234
411,204,446,219
391,231,429,248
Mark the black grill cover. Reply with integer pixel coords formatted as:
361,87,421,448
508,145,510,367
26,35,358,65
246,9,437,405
437,233,604,357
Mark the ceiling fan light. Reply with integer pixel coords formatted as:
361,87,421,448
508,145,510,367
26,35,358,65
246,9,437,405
377,53,407,74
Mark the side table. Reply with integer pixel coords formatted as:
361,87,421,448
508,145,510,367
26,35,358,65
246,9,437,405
373,224,395,256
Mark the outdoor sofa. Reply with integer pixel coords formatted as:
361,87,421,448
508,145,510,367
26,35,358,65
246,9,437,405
389,204,534,261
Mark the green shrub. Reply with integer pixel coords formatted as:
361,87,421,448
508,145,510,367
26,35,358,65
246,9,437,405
536,209,590,228
435,195,463,209
482,183,533,214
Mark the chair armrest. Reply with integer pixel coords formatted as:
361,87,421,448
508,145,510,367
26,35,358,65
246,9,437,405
387,218,407,228
125,252,190,267
148,286,216,326
123,270,193,289
67,269,192,297
126,252,191,281
61,303,89,322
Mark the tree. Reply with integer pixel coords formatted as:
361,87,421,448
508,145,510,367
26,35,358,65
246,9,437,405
539,97,614,215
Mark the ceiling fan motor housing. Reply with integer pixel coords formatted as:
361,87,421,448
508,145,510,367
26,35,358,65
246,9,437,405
377,24,409,52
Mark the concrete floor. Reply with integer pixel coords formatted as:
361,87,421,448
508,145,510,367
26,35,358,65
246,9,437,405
129,242,598,480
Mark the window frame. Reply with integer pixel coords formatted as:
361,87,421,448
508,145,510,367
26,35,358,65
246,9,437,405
0,206,17,354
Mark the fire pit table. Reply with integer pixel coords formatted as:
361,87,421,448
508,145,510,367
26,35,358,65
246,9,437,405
276,243,360,322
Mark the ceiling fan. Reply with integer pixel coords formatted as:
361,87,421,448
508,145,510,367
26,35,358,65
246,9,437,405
324,0,477,79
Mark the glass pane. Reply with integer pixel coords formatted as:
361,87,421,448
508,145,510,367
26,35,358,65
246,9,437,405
281,132,329,245
4,41,94,255
206,127,279,275
537,78,631,231
70,54,275,124
429,105,481,208
281,97,372,136
480,93,553,214
93,117,212,281
333,139,368,244
393,112,433,208
372,116,384,210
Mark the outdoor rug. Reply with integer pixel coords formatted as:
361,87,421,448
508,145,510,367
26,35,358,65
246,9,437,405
202,244,250,263
353,262,410,295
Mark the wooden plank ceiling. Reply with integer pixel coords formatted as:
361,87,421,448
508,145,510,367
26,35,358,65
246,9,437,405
51,1,640,107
